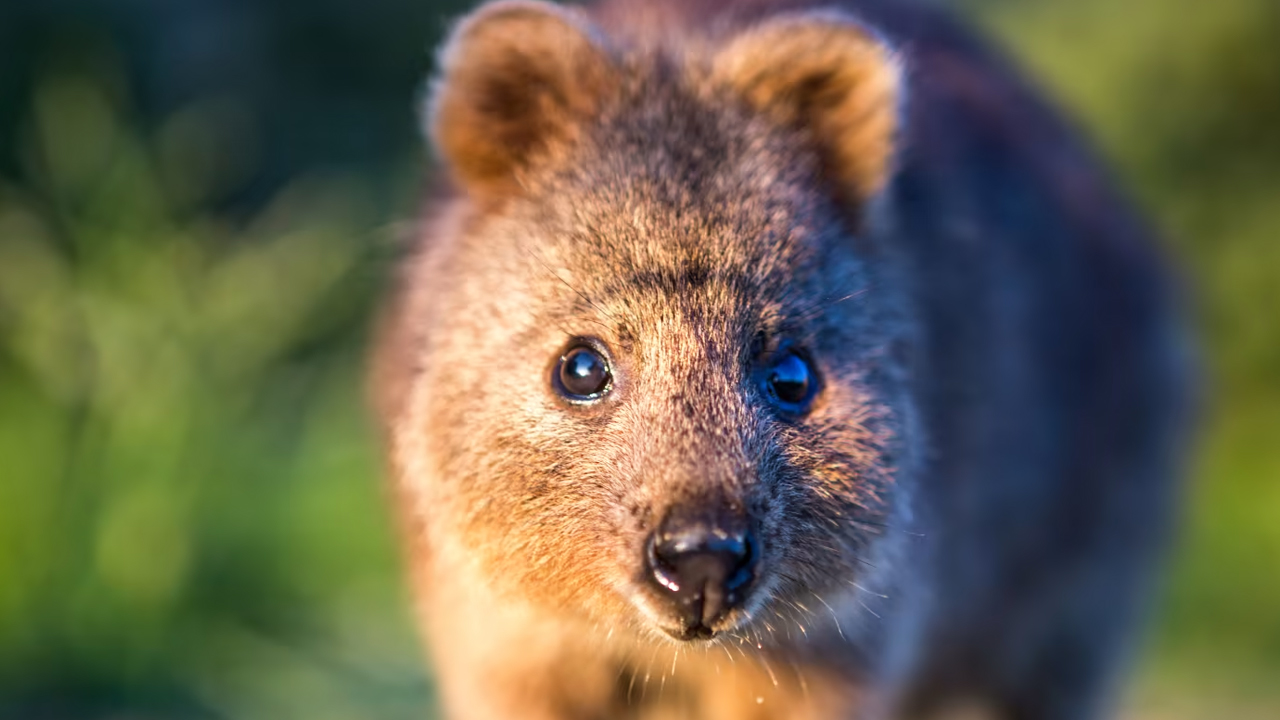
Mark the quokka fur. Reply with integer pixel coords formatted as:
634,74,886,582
371,0,1195,717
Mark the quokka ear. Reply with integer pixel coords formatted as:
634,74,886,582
711,14,903,204
426,0,617,195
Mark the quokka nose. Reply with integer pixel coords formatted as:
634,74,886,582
646,518,758,636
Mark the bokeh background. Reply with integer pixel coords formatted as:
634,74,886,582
0,0,1276,718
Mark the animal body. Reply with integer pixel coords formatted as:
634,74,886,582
371,0,1193,718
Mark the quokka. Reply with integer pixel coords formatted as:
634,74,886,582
371,0,1194,717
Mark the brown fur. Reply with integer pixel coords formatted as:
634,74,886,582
372,1,1192,718
710,16,901,204
430,2,621,195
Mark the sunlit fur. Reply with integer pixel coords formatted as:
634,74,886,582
371,1,1193,718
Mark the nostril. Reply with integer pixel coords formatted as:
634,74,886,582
723,530,756,591
650,528,756,585
646,532,682,592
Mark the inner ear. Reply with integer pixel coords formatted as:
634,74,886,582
710,13,903,206
427,0,618,195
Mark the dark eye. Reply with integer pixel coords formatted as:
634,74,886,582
554,345,612,400
764,351,817,412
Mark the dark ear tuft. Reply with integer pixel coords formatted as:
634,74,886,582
427,0,617,195
711,14,903,204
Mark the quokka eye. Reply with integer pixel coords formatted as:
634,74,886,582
763,350,818,413
554,344,612,401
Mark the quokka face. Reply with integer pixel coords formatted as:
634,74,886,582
388,0,919,646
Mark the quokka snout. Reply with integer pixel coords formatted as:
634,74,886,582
373,0,1193,718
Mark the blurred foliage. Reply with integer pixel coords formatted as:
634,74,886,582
0,0,473,200
0,71,428,718
0,0,1277,718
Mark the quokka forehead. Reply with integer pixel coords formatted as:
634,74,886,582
502,216,872,358
511,149,864,313
524,272,863,371
536,237,868,335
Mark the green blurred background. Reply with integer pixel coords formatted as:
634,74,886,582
0,0,1276,717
